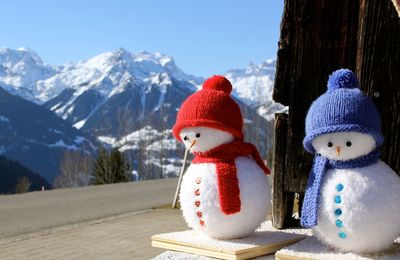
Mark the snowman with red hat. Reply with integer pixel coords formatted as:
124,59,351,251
173,75,271,239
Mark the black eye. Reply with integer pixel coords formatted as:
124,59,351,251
183,136,188,141
327,142,333,147
346,141,352,147
195,133,201,138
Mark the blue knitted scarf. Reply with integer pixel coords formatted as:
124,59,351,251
300,149,381,228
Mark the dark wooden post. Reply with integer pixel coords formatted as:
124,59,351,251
356,0,400,171
272,0,400,228
272,113,288,228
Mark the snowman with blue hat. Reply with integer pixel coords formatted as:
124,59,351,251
301,69,400,253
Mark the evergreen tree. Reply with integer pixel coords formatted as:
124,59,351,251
110,148,130,182
92,147,131,185
92,147,109,185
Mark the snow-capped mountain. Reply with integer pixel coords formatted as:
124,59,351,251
225,59,287,120
0,87,96,182
0,48,59,102
0,47,281,181
0,48,201,104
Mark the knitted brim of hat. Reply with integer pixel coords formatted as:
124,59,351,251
173,119,244,141
303,124,384,153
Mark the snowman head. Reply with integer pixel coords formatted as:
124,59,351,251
303,69,384,154
312,131,376,160
180,127,234,153
173,75,244,146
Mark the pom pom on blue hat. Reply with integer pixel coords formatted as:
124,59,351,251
303,69,384,153
327,69,359,92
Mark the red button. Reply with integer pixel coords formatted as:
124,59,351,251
195,200,200,207
199,220,205,226
196,177,201,184
197,211,203,217
194,189,200,196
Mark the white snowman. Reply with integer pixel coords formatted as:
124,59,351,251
173,75,271,239
301,69,400,253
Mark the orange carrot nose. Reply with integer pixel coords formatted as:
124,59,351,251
190,139,197,148
336,146,341,156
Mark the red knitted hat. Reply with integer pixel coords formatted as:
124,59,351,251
173,75,244,141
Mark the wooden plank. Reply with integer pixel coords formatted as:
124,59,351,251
151,230,306,260
152,241,237,260
275,253,314,260
272,113,288,229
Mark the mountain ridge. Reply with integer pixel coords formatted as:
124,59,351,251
0,47,283,181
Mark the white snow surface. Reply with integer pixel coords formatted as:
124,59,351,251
153,228,305,254
224,59,287,120
277,236,400,260
0,115,10,122
98,126,164,148
48,140,78,150
98,126,180,177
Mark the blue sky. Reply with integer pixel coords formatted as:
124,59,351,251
0,1,283,77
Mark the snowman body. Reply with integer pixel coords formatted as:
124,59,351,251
172,75,271,240
180,156,270,239
301,69,400,253
315,160,400,252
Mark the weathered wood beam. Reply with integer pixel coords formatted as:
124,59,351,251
357,0,400,173
272,113,288,229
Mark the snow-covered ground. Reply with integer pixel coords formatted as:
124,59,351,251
98,126,181,178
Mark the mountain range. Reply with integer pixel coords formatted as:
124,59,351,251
0,47,284,185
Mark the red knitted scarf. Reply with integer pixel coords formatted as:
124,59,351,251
192,141,270,215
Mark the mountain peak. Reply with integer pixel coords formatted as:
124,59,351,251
133,51,174,67
113,48,132,61
0,47,44,66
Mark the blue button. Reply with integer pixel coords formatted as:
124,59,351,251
336,183,344,192
334,195,342,204
338,231,347,239
335,208,342,216
335,219,343,228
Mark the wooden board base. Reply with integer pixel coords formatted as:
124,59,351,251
275,236,400,260
151,230,306,260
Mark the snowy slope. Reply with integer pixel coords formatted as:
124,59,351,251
0,47,283,180
1,48,200,104
0,48,59,102
0,47,284,123
225,59,287,121
0,87,96,183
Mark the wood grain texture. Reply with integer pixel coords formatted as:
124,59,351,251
274,0,360,193
272,113,288,228
356,0,400,173
152,230,306,260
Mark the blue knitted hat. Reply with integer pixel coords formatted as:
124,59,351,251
303,69,383,153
